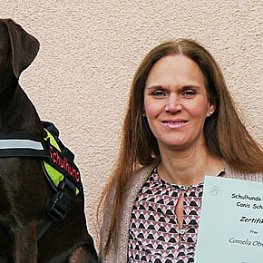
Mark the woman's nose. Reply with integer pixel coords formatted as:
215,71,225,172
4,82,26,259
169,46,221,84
165,94,182,113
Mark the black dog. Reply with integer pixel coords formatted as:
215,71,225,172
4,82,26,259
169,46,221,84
0,19,98,263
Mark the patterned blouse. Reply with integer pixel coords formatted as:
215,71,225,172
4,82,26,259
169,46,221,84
128,169,224,263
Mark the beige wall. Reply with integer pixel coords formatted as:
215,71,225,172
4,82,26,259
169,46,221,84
1,0,262,246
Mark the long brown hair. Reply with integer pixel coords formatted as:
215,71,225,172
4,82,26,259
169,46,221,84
100,38,263,253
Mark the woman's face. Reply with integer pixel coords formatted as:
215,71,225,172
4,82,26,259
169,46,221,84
144,54,215,153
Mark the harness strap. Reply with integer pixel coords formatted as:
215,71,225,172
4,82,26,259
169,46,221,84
47,176,77,221
38,122,83,240
37,176,77,240
37,219,52,241
0,139,44,150
0,137,47,157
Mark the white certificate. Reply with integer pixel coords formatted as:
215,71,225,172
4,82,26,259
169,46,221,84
195,176,263,263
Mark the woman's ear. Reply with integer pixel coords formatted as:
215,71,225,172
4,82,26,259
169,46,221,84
206,101,216,117
142,108,146,117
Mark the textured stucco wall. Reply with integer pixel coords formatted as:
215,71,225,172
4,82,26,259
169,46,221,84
1,0,262,248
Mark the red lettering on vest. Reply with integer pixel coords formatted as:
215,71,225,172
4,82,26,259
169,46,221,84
50,146,80,182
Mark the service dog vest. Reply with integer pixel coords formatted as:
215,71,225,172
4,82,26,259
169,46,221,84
0,122,82,194
0,122,83,239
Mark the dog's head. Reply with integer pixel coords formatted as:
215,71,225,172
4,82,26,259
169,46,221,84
0,19,39,79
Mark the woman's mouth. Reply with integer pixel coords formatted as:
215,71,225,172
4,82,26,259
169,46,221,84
161,120,188,129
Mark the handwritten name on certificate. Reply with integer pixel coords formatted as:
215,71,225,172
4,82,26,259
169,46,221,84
195,176,263,263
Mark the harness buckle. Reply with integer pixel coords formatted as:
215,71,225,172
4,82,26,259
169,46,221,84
46,177,76,221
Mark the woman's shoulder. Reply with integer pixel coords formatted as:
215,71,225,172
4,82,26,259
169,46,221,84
129,159,160,188
224,162,263,182
102,159,159,209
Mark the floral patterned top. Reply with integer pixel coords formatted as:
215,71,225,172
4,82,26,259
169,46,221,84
128,169,224,263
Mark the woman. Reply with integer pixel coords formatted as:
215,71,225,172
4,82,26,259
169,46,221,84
99,39,263,262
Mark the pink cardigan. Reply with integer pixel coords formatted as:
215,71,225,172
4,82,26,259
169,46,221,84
99,162,263,262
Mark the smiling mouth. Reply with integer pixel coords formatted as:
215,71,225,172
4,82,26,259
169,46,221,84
161,120,188,128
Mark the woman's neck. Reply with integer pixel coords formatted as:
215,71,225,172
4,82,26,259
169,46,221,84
157,145,224,186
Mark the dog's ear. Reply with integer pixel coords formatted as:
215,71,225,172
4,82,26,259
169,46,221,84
2,19,40,79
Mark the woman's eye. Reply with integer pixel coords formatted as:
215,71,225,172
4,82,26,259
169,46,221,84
181,89,196,97
152,90,166,97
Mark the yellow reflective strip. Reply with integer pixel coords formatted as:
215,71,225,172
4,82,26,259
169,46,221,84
44,162,79,194
44,129,61,152
44,162,64,187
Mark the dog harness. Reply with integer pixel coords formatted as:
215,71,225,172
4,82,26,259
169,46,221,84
0,122,83,240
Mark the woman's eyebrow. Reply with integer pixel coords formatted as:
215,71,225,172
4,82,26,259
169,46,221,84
145,84,164,90
181,85,201,90
145,84,202,90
